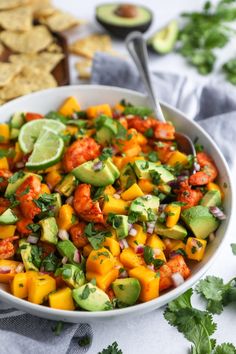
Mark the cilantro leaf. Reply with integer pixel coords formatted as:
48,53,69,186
231,243,236,255
41,253,58,272
84,223,111,250
214,343,236,354
8,171,25,184
98,341,123,354
99,147,113,161
123,106,153,117
195,276,236,314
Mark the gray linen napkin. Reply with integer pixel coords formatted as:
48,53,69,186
1,52,236,354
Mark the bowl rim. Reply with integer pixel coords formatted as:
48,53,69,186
0,84,234,320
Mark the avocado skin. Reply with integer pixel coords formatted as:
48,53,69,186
72,283,112,311
112,278,141,306
181,205,219,239
95,4,153,39
96,16,152,38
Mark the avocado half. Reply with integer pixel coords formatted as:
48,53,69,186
148,20,179,54
96,3,153,39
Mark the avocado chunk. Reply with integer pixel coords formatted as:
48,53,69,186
133,160,174,184
10,112,25,129
19,239,38,271
10,128,20,140
108,214,129,239
5,172,42,197
0,208,18,224
112,278,141,306
72,158,120,187
181,205,219,239
120,163,137,190
95,115,118,145
200,190,221,207
129,195,159,221
56,174,77,197
55,264,85,288
96,4,153,39
148,20,178,54
72,283,112,311
51,193,62,216
39,217,58,245
155,222,187,240
57,240,80,266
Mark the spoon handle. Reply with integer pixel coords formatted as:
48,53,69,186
125,31,166,122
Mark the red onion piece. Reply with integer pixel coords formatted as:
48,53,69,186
71,112,78,120
153,248,161,256
27,235,38,244
62,256,68,264
73,250,81,264
136,244,144,254
119,269,128,278
129,228,137,237
193,162,200,172
0,266,11,274
16,162,24,169
171,272,184,287
58,229,69,241
128,223,133,232
159,204,167,212
15,263,24,273
209,206,226,220
119,239,129,250
147,264,155,271
113,193,121,199
93,161,103,171
66,196,74,205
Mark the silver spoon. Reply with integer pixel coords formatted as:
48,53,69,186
125,31,196,157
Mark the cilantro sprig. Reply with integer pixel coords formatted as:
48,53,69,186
84,223,111,249
98,341,123,354
195,276,236,314
164,288,236,354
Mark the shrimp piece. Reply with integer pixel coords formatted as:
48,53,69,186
16,218,33,235
0,236,18,259
0,170,12,190
153,122,175,140
155,141,175,163
69,222,88,248
73,184,104,224
177,180,203,210
63,137,101,172
189,152,218,185
16,176,41,219
159,255,190,292
0,197,10,215
127,116,154,134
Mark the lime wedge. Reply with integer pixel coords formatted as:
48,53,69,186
25,128,64,170
19,118,65,154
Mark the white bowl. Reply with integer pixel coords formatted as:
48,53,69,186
0,85,233,323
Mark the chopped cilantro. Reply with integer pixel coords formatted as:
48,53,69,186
52,321,64,336
124,106,153,117
148,151,158,162
98,341,123,354
8,171,25,184
99,147,113,161
41,253,58,272
78,335,91,347
150,170,161,185
85,223,111,250
144,128,154,138
27,223,41,233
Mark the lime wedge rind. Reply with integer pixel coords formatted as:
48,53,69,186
25,127,64,170
19,118,65,154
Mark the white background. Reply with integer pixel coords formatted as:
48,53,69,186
53,1,236,353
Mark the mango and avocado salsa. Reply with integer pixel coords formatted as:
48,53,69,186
0,96,225,311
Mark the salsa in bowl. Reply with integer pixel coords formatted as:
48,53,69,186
0,86,232,322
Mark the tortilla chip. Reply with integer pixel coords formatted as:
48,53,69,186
69,34,112,59
0,0,30,10
75,59,92,79
0,6,32,32
0,42,5,56
0,25,54,54
39,10,80,32
9,52,64,72
30,0,56,19
0,67,57,101
0,99,5,106
0,62,22,87
46,42,62,53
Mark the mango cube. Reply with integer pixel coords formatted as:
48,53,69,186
49,287,75,310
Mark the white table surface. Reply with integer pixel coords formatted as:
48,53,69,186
54,1,236,353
